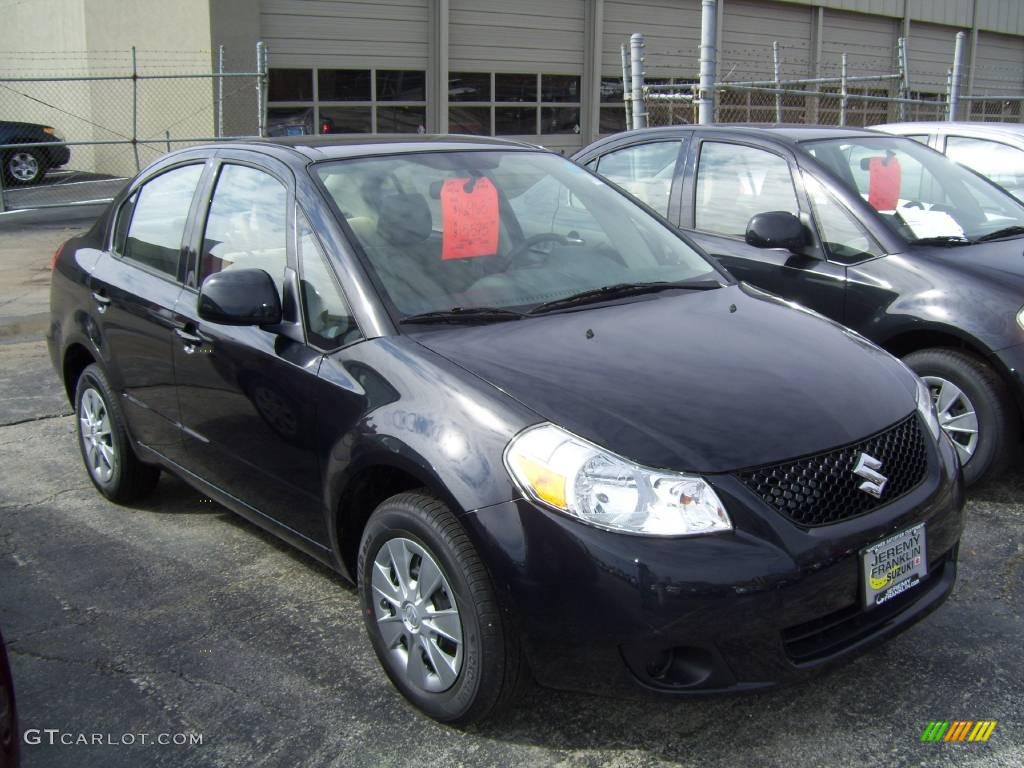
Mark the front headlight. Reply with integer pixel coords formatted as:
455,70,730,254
915,376,942,441
1016,305,1024,331
504,423,732,536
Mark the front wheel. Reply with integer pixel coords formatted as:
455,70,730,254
75,364,161,503
903,348,1017,487
357,492,525,724
3,149,45,185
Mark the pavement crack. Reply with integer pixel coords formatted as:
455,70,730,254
0,485,90,512
0,411,73,428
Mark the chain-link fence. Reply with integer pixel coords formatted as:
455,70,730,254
635,33,1024,131
0,46,266,211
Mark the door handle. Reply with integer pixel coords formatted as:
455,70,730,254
91,291,111,313
174,326,203,354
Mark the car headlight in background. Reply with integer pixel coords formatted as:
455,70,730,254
1016,305,1024,331
504,423,732,536
915,376,942,441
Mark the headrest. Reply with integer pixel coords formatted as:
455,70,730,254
377,193,432,246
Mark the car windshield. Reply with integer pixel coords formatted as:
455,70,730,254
802,136,1024,243
315,150,718,317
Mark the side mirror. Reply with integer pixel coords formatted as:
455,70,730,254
745,211,810,252
198,268,282,326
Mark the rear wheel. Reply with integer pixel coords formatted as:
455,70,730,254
3,149,45,185
903,348,1016,486
75,364,160,503
357,491,525,724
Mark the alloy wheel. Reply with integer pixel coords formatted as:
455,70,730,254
79,388,117,484
371,537,464,693
922,374,979,464
8,152,40,183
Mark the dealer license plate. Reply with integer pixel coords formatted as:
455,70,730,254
861,523,927,608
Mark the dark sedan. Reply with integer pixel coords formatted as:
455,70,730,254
1,120,70,186
575,126,1024,487
49,135,963,724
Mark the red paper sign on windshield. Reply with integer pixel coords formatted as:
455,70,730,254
441,177,499,259
868,156,901,211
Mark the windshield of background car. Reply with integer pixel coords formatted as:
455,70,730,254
315,150,718,316
802,136,1024,243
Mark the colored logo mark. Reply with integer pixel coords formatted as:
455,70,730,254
921,721,997,742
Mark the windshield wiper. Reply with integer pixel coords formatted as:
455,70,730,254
908,235,971,247
400,307,525,324
972,226,1024,243
527,279,722,315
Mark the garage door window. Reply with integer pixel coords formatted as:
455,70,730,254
267,68,426,136
695,142,799,238
449,73,581,137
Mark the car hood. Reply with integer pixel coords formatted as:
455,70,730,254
412,284,918,473
911,237,1024,287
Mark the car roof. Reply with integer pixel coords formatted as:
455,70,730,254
179,134,543,164
573,124,889,157
875,121,1024,136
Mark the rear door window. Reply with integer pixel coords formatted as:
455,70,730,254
120,164,203,278
595,141,681,215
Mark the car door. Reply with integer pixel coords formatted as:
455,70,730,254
87,161,206,452
590,138,687,219
168,155,329,543
681,137,848,322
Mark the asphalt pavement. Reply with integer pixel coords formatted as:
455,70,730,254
0,213,1021,767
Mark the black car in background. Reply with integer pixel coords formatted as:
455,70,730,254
0,120,70,185
49,136,962,723
575,126,1024,486
0,629,18,768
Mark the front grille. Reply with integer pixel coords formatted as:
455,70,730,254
735,415,928,527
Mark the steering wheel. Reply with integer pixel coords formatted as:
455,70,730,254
506,233,568,269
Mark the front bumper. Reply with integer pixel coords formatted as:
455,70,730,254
460,423,964,696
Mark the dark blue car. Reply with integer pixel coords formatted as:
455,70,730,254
1,120,70,185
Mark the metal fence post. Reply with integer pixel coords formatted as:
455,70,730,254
629,33,646,129
217,44,225,138
949,31,965,121
698,0,717,124
898,36,911,120
620,44,632,130
131,46,141,172
773,40,782,123
0,159,6,213
256,41,267,137
839,52,848,127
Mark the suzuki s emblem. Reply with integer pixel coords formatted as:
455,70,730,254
853,453,888,498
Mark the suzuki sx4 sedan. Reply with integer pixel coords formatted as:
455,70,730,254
49,136,964,724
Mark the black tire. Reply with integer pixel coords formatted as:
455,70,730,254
903,348,1017,487
3,148,45,186
74,363,161,503
357,491,525,724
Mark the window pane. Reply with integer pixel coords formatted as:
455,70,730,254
695,142,798,237
268,68,313,102
599,107,627,134
495,73,536,102
946,135,1024,199
450,72,490,102
541,75,580,103
319,107,372,134
449,106,490,135
597,142,679,215
298,211,360,349
376,70,425,101
317,69,371,101
200,165,288,296
601,77,625,104
495,107,536,135
905,134,930,144
540,106,580,135
804,174,881,264
123,165,202,277
377,106,426,133
267,107,314,137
